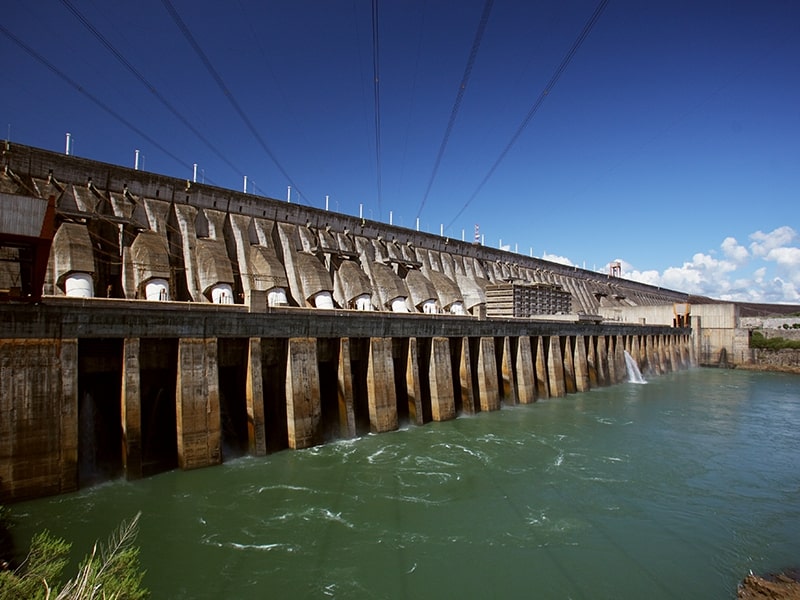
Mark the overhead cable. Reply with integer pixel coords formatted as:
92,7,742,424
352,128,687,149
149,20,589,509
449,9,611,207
446,0,610,230
58,0,245,182
160,0,309,205
416,0,494,220
371,0,383,219
0,24,193,175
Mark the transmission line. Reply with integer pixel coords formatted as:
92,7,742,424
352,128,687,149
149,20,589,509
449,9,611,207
371,0,383,219
446,0,610,230
0,23,193,175
416,0,494,220
160,0,309,204
58,0,246,183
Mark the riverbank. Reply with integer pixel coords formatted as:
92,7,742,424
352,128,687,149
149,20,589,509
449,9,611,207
738,570,800,599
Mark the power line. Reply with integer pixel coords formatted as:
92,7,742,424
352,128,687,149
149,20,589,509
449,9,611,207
371,0,383,219
446,0,610,230
0,23,193,174
416,0,494,220
159,0,309,205
58,0,245,183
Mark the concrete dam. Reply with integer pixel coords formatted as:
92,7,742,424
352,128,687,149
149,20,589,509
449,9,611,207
0,143,694,503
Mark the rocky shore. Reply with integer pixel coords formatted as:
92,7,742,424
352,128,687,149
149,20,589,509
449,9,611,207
738,570,800,599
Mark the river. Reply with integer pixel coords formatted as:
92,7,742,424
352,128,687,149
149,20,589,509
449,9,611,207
10,367,800,598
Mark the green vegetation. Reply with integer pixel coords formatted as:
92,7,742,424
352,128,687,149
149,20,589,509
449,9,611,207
0,510,148,600
750,330,800,350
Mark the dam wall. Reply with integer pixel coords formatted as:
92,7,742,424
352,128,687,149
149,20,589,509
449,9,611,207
0,142,690,313
0,299,693,503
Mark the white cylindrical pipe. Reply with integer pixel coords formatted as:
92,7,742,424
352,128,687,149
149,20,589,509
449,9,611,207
65,132,71,155
313,291,334,309
416,217,420,231
145,278,170,301
449,301,465,315
64,272,93,298
267,287,288,307
389,211,393,225
354,294,372,311
287,185,292,203
390,297,409,313
134,149,140,170
359,203,363,219
243,176,248,193
193,163,197,183
211,283,234,304
325,195,329,211
440,224,444,236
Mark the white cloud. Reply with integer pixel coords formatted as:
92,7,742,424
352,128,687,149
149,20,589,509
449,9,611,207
541,252,574,267
721,236,749,264
607,225,800,304
749,226,797,257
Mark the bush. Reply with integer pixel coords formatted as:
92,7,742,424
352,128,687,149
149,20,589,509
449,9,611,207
0,511,148,600
750,330,800,350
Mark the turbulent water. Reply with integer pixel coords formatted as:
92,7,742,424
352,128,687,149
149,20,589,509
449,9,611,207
10,368,800,599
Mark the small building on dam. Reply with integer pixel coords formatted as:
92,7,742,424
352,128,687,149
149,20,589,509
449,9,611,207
0,142,713,502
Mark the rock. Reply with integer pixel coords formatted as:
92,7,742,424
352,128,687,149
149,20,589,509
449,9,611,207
738,570,800,599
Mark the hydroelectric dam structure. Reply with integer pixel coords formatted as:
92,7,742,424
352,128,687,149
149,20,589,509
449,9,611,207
1,143,694,503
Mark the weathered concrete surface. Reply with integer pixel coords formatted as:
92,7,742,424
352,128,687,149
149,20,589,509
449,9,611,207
367,337,398,433
176,338,221,469
285,338,322,449
0,338,78,502
122,337,143,479
429,337,456,421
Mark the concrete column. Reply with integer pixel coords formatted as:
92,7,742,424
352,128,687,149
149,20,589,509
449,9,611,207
476,337,500,411
458,337,477,414
121,337,142,480
647,335,660,375
691,316,701,366
0,340,77,501
596,335,609,386
405,338,425,425
500,337,518,405
547,336,566,398
573,335,590,393
631,336,642,368
59,339,79,493
615,335,626,384
176,338,221,469
337,338,357,437
429,337,456,421
515,336,536,404
285,338,322,449
367,337,398,432
563,337,576,394
657,335,668,373
534,336,550,399
246,338,266,456
586,335,599,389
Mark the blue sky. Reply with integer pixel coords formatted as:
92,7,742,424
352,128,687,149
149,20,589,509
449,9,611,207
2,1,799,303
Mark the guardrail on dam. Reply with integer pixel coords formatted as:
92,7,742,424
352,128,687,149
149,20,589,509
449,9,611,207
1,143,694,502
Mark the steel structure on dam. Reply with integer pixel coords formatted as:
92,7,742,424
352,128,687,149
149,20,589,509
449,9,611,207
0,143,694,502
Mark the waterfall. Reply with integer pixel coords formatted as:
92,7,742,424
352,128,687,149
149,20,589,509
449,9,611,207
624,351,646,384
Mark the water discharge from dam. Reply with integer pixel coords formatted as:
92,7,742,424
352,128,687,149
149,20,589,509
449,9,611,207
12,368,800,599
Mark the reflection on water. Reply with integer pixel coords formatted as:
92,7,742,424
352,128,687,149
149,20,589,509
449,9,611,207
12,368,800,599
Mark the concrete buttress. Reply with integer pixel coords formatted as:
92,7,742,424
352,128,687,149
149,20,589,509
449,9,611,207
246,337,267,456
574,335,590,393
285,338,322,449
121,337,143,480
176,338,222,469
337,338,357,438
500,337,518,405
367,337,398,432
515,336,536,404
476,337,500,411
534,336,550,399
548,336,566,398
429,337,456,421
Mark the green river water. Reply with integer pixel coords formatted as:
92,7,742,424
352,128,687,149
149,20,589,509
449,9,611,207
10,367,800,599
